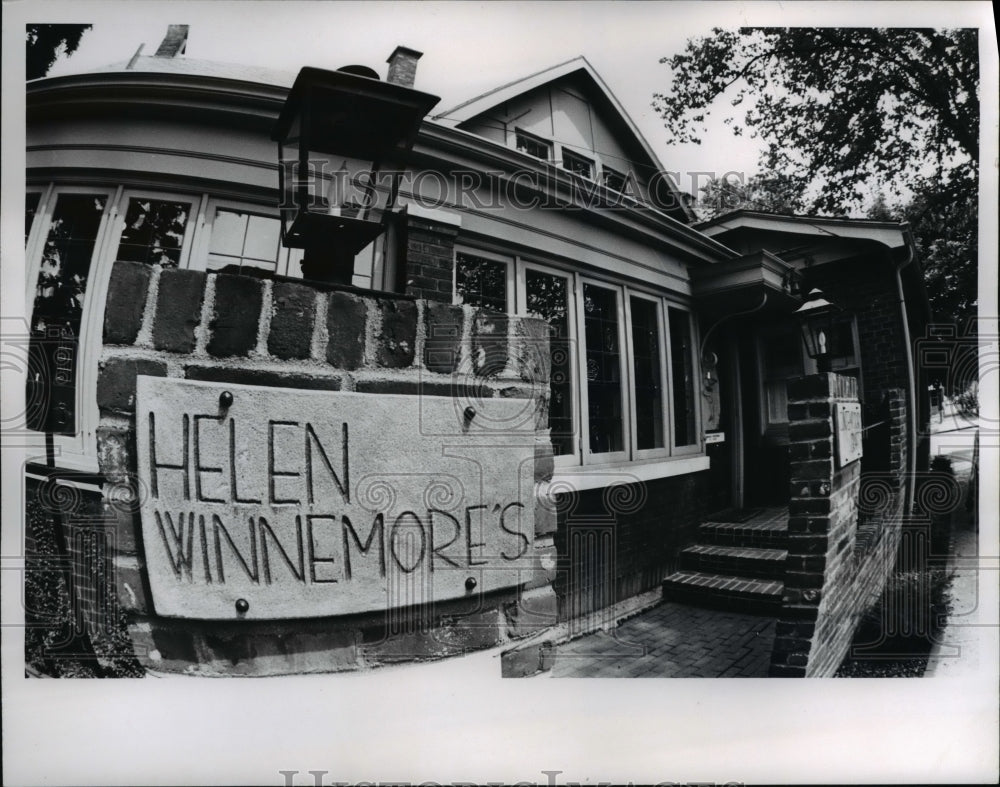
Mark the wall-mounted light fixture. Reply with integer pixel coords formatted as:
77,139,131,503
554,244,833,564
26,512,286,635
272,65,439,284
794,288,841,372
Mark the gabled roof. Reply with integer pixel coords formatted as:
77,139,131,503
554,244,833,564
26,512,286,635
434,56,697,222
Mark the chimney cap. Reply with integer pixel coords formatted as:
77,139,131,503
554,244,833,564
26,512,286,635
386,45,423,64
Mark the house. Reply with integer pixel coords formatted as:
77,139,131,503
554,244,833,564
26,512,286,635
22,26,929,676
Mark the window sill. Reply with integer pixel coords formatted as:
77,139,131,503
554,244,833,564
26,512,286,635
547,454,710,493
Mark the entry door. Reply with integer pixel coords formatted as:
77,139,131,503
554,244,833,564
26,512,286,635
741,325,804,507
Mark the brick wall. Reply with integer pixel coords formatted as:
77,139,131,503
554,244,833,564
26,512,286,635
552,470,712,624
770,373,907,677
403,213,458,303
94,261,555,675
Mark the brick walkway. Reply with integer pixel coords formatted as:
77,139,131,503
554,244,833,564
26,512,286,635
547,601,777,678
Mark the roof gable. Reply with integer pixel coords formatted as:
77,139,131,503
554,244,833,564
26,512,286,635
435,57,696,222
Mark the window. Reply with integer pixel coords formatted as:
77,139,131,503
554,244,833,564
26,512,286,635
582,282,625,456
602,166,630,194
629,296,665,451
207,209,282,273
668,307,698,448
116,197,192,266
456,255,704,469
562,149,594,179
525,268,575,456
514,129,552,161
455,251,509,313
27,193,109,434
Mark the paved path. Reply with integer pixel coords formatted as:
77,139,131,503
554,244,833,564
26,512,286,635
545,601,776,678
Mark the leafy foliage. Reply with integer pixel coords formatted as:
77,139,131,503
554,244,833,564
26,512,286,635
26,24,92,80
655,28,979,327
695,171,806,219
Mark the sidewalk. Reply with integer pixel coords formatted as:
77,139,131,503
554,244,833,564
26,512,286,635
924,406,993,676
539,601,776,678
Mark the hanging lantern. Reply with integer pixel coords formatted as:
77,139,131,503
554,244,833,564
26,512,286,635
272,65,439,283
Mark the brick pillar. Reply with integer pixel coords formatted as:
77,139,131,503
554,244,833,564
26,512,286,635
403,212,459,303
770,373,862,677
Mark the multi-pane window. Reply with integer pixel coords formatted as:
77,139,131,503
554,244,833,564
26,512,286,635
668,307,698,448
27,193,108,433
116,198,191,266
207,210,282,273
602,166,629,194
455,251,508,313
562,149,594,179
583,283,624,454
454,251,701,466
515,129,552,161
525,269,574,456
630,296,665,450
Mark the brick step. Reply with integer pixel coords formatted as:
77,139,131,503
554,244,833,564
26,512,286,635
698,519,788,549
680,544,787,580
662,570,783,614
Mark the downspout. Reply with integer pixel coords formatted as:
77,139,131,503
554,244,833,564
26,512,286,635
894,246,919,515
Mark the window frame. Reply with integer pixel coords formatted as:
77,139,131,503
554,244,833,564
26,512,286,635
110,188,200,270
577,277,631,466
195,197,302,277
24,184,120,472
561,148,595,180
664,304,703,456
513,128,554,162
452,246,515,315
516,259,580,467
452,252,706,471
624,291,671,462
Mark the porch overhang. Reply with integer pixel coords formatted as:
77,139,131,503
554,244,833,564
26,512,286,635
690,250,801,319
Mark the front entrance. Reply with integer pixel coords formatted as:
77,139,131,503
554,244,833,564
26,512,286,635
739,324,803,507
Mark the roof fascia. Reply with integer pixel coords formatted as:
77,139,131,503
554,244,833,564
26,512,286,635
412,122,736,264
696,210,910,249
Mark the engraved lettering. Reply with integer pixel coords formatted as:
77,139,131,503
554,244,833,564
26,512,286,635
342,513,385,580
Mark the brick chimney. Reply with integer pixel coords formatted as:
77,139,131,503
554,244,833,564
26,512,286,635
386,46,422,88
154,24,189,58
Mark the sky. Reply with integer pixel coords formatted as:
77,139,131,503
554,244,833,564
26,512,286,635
36,1,995,204
41,1,775,197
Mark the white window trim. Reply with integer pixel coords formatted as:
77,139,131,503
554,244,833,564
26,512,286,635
625,290,670,462
513,128,554,162
665,305,703,455
452,246,515,314
25,185,120,472
194,197,301,277
111,188,200,271
517,259,580,467
561,147,595,180
549,455,711,492
577,277,630,466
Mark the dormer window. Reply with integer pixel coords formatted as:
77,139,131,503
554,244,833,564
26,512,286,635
561,148,594,179
602,166,629,194
515,129,552,161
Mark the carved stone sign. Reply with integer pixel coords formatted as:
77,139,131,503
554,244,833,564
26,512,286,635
135,377,536,620
835,401,863,468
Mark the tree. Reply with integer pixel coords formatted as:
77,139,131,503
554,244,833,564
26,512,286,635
26,24,92,80
696,171,806,220
654,28,979,327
